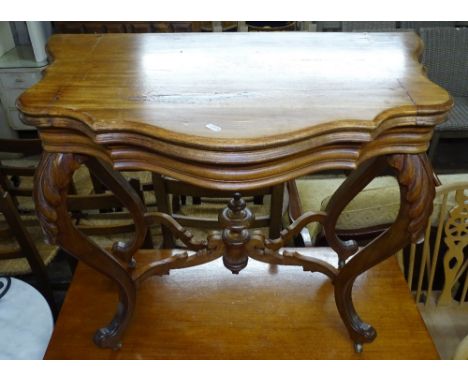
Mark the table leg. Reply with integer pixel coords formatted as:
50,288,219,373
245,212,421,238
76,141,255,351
333,153,436,351
34,152,147,349
323,156,388,268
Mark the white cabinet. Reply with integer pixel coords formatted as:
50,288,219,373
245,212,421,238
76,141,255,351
0,46,47,132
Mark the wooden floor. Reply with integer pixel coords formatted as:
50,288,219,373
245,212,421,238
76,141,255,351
45,249,438,359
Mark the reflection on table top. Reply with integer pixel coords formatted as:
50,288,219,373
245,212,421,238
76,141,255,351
18,32,451,146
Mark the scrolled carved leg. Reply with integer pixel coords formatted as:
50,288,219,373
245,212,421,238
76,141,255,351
323,157,388,267
34,152,137,349
333,153,436,349
85,157,149,267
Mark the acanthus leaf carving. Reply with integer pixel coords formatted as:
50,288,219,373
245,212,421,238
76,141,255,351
387,153,436,243
34,152,85,244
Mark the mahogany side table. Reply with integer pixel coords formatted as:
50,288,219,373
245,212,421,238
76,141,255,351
17,32,452,352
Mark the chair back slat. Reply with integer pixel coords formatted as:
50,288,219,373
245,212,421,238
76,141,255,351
67,193,121,211
438,188,468,305
426,192,450,302
152,173,287,248
407,244,417,290
415,221,433,302
0,248,24,260
408,181,468,306
461,274,468,305
0,166,36,177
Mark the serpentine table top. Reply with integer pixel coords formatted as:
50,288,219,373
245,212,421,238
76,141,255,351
18,32,451,189
17,32,452,353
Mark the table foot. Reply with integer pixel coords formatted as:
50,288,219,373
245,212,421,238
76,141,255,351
93,301,129,350
333,153,436,346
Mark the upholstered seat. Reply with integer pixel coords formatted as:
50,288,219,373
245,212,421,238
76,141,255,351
296,174,468,243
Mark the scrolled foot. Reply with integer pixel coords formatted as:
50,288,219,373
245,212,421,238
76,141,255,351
93,325,123,350
92,302,128,349
352,321,377,345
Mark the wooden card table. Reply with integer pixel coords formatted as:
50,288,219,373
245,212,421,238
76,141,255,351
17,32,452,353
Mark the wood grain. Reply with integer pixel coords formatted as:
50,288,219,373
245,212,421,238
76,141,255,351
45,249,438,359
18,33,452,190
18,33,450,142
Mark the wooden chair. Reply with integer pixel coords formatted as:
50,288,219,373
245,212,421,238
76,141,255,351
152,174,288,248
403,180,468,359
0,139,154,316
0,185,58,315
405,181,467,305
0,138,44,212
0,139,58,314
65,159,155,251
293,173,467,247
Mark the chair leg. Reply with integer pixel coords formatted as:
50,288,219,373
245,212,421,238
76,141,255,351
152,173,176,248
269,183,285,239
172,194,181,213
253,195,264,205
0,187,58,318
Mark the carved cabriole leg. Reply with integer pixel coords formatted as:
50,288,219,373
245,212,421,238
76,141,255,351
34,152,138,349
85,157,149,268
323,156,388,268
334,153,436,349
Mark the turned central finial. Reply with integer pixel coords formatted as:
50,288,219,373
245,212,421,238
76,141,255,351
228,192,246,213
219,193,255,274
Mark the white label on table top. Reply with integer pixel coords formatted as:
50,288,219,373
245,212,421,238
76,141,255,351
205,123,222,132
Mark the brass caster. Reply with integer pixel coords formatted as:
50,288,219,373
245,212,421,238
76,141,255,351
354,342,363,353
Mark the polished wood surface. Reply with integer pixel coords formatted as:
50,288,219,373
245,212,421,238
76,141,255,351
18,32,450,142
45,249,438,359
18,33,452,191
